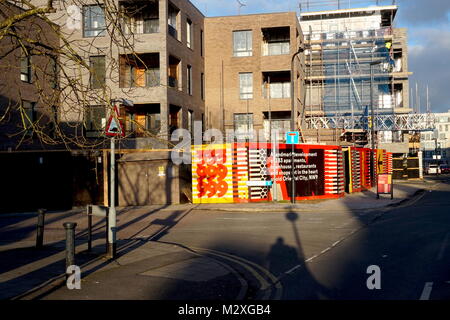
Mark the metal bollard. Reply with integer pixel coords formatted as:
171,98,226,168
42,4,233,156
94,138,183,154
63,222,77,275
35,209,47,249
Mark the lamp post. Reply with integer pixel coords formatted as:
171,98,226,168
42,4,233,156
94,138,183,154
370,60,382,187
290,46,305,204
108,98,133,259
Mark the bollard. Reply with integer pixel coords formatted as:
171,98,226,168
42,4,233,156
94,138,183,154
35,209,47,249
63,222,77,276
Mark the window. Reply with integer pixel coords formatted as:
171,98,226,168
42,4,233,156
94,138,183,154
187,65,193,95
200,29,204,56
233,30,252,57
239,73,253,99
187,18,193,49
85,105,106,137
22,101,36,126
201,72,205,100
263,111,291,141
121,6,159,35
168,4,179,39
168,55,180,89
120,54,160,88
268,82,291,99
83,5,106,37
20,49,32,83
267,41,290,55
89,56,106,89
202,113,205,132
146,113,161,135
49,56,58,89
188,110,194,134
262,27,290,56
234,113,253,139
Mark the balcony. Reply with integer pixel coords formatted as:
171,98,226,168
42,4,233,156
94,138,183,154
262,71,291,99
119,53,160,88
168,3,179,40
120,1,160,35
168,55,180,90
168,76,177,88
262,27,290,56
168,24,178,39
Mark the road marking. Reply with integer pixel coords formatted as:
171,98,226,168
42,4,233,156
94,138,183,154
202,254,248,300
419,282,433,300
193,247,282,300
437,232,450,261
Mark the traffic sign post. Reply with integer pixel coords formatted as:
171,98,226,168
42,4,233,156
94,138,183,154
286,131,300,145
105,105,124,137
286,131,299,204
105,102,127,259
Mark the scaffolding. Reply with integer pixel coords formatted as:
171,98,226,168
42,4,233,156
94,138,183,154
305,27,395,117
298,1,416,132
305,113,436,131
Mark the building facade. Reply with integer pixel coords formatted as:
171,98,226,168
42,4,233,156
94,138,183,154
204,12,305,141
0,1,60,151
300,5,411,118
33,0,205,148
299,5,414,152
421,111,450,167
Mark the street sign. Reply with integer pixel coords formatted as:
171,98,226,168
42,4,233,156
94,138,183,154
246,181,273,187
286,131,299,145
377,174,393,199
105,106,124,137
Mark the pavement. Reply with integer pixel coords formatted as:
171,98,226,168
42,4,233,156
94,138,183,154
0,178,433,300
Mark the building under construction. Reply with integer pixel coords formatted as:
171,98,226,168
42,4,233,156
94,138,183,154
298,1,430,179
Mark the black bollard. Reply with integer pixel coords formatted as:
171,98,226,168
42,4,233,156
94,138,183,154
63,222,77,274
35,209,47,249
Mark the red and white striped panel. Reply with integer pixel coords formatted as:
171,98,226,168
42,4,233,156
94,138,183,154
232,144,249,200
351,149,362,191
324,149,345,195
386,152,393,174
383,151,389,174
363,149,372,189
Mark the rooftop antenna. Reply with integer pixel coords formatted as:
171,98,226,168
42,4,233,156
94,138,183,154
236,0,246,15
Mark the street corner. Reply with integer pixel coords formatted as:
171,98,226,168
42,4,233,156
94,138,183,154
37,242,245,300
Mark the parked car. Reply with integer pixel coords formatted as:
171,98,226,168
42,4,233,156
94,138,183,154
425,164,441,175
440,165,450,174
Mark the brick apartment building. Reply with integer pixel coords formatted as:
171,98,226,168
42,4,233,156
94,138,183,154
204,12,305,140
29,1,305,146
31,0,205,148
0,1,60,151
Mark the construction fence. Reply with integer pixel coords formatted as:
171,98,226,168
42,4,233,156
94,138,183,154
192,143,393,203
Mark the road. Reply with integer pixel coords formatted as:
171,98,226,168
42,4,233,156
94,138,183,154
153,176,450,300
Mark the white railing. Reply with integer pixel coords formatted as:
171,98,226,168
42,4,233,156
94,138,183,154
305,113,437,131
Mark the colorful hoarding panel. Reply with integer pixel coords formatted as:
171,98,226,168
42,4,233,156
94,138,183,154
192,143,345,203
343,147,391,193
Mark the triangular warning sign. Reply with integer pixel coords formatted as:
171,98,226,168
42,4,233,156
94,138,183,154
105,106,124,137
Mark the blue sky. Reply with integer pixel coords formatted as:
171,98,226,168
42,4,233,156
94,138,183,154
191,0,450,113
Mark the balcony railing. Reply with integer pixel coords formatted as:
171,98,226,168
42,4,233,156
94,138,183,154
168,25,177,39
168,76,178,88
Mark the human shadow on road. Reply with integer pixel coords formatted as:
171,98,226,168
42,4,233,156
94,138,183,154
265,212,335,300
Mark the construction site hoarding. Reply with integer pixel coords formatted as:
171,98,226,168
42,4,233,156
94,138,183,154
343,147,392,193
192,143,345,203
